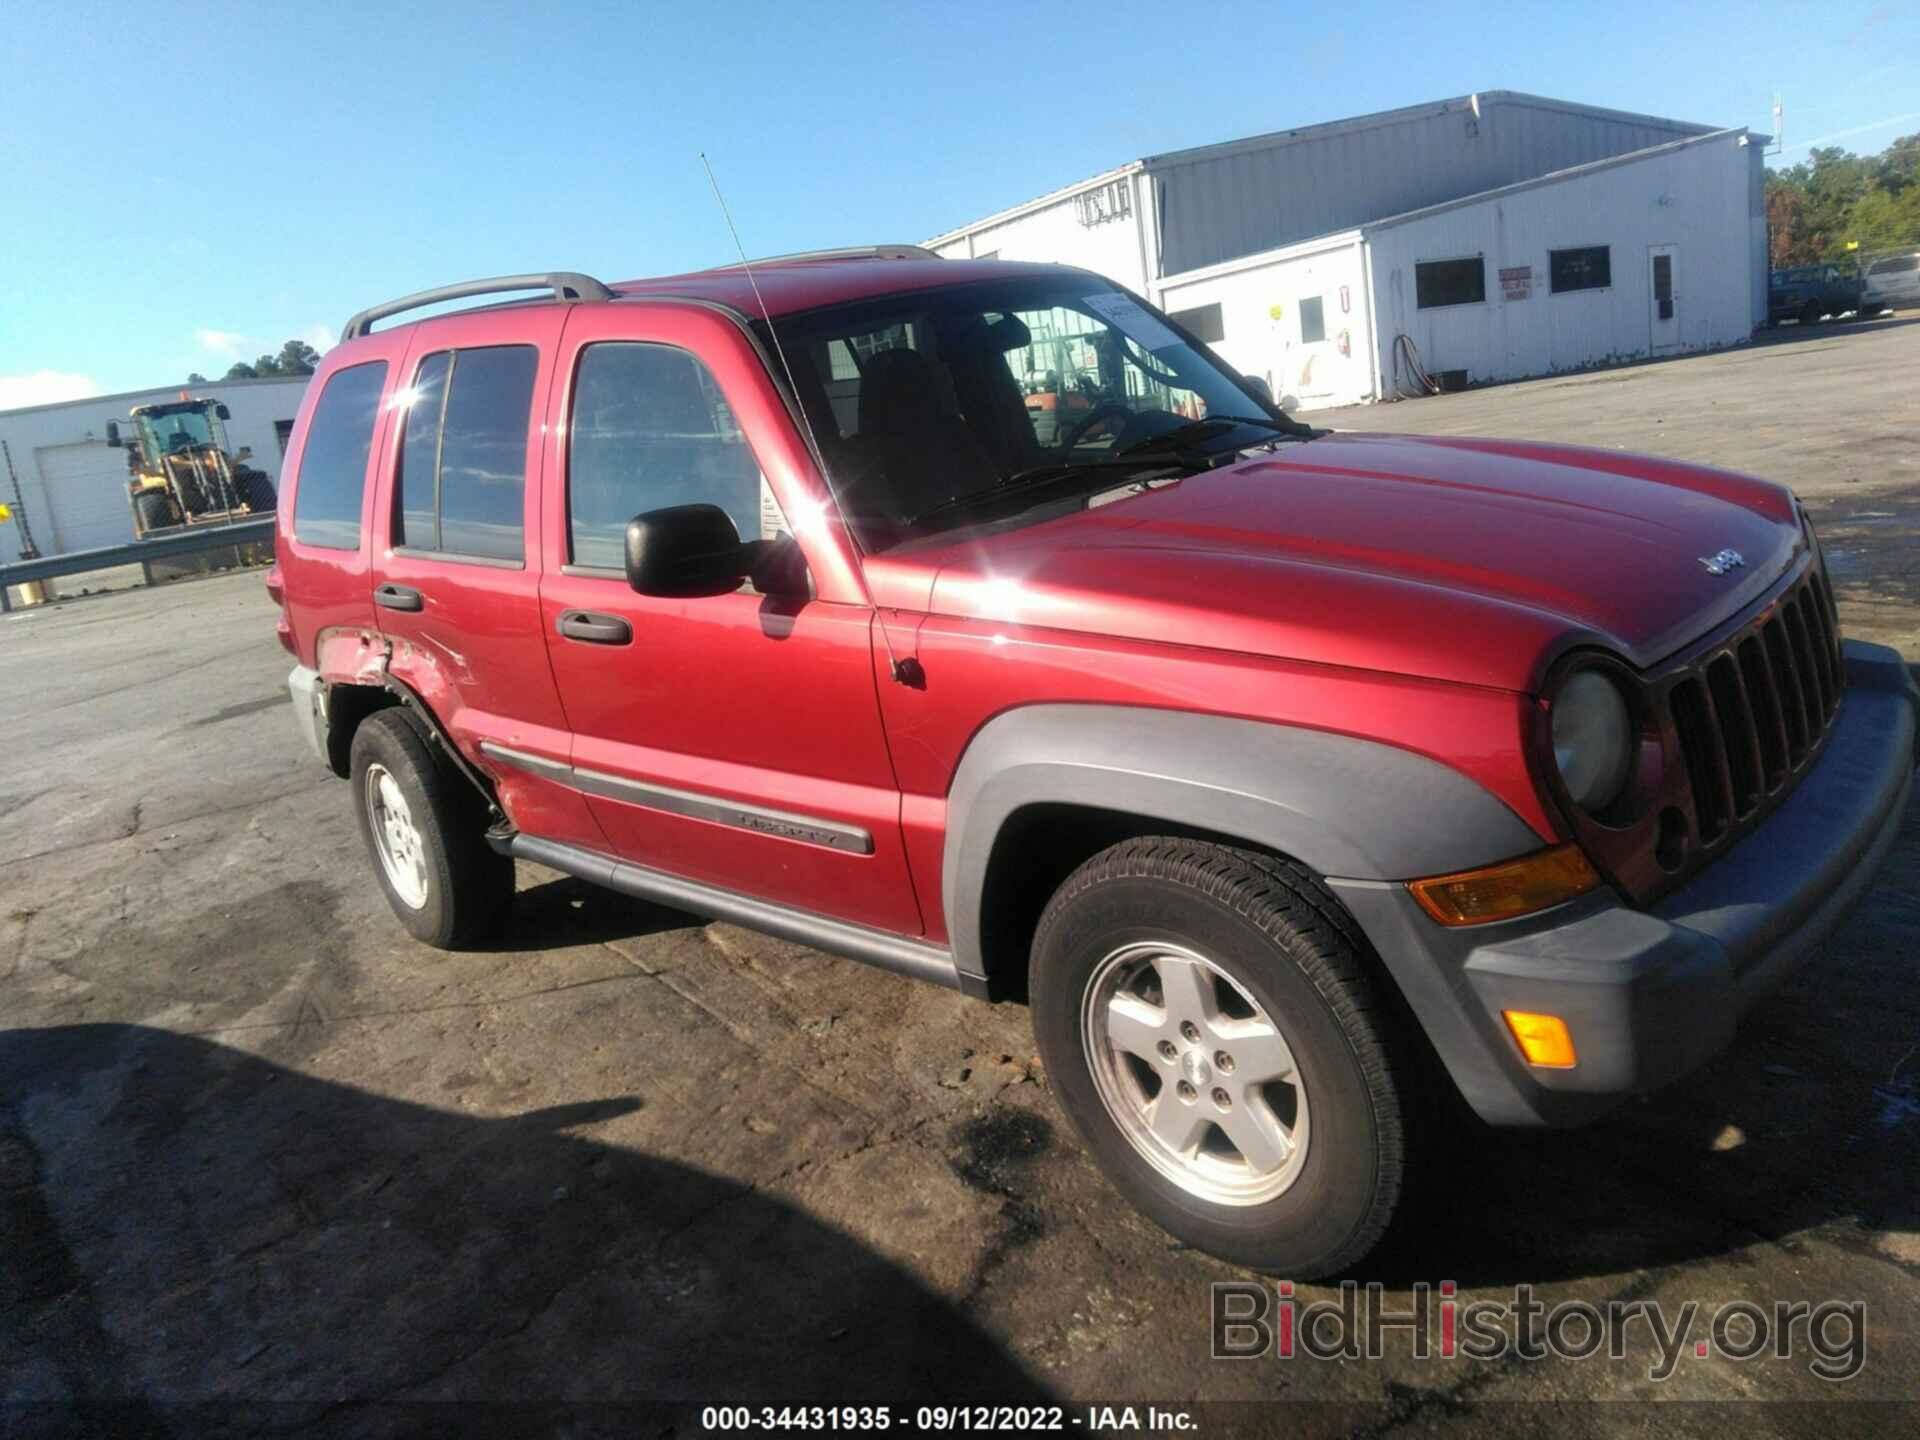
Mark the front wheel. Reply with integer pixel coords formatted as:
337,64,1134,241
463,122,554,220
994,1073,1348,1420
349,707,513,948
1030,839,1407,1277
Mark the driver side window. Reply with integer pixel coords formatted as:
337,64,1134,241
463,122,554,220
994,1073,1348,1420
566,343,784,570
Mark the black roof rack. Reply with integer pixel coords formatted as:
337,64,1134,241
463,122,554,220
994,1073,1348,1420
340,272,613,342
704,244,940,271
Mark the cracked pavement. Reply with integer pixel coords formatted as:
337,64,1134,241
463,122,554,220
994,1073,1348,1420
3,319,1918,1435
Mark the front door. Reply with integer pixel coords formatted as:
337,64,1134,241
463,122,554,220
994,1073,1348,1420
1649,245,1680,355
535,303,923,937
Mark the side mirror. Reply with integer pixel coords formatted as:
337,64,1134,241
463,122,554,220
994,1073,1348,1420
215,403,232,421
625,504,748,597
106,421,122,447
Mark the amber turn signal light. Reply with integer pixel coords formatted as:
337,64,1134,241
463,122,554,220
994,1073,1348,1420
1407,843,1601,926
1503,1010,1577,1068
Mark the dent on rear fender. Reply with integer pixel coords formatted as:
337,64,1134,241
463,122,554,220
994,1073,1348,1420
315,626,392,687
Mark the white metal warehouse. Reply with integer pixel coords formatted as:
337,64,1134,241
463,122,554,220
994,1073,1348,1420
926,92,1768,411
0,376,309,563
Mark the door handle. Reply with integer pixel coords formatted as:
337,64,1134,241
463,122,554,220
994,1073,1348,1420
556,610,632,645
374,583,424,612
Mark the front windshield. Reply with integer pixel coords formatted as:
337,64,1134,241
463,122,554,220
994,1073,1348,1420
139,408,215,458
757,276,1291,551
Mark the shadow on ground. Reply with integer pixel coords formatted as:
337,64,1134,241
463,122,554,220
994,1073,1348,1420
0,1024,1052,1437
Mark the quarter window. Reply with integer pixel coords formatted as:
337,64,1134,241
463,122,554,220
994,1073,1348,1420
1550,246,1612,294
394,345,536,563
1299,296,1326,344
1415,257,1486,309
291,360,387,550
567,343,775,570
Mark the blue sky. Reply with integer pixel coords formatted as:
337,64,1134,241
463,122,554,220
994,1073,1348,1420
3,0,1916,405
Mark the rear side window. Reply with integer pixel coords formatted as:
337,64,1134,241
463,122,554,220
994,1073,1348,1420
291,361,387,549
1870,255,1918,275
395,345,537,563
567,343,773,569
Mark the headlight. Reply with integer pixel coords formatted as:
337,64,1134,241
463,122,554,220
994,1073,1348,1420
1551,669,1634,811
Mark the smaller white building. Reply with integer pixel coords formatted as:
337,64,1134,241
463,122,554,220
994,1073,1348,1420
1155,128,1766,412
0,376,309,562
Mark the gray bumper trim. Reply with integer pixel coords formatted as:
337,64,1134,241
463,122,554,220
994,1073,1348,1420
1332,640,1916,1127
287,665,329,767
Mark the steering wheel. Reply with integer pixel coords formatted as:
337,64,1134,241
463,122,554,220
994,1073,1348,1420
1059,403,1134,450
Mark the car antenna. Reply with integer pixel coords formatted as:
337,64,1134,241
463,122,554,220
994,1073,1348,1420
698,152,924,688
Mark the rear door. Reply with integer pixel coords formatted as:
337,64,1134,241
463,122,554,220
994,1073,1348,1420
370,309,602,850
1649,245,1680,354
534,303,923,935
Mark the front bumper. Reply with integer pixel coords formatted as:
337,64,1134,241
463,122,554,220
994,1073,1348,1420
1331,640,1917,1126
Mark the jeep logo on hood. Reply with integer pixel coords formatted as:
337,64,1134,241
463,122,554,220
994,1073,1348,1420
1698,548,1746,576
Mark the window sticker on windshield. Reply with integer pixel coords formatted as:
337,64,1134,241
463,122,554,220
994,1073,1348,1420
1081,292,1184,352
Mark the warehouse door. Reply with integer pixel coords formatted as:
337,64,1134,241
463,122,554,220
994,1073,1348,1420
36,443,133,553
1648,245,1680,356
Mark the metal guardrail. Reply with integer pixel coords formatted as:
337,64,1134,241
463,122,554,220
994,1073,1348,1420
0,516,274,612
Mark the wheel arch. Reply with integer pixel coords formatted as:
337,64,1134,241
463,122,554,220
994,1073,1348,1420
944,705,1544,995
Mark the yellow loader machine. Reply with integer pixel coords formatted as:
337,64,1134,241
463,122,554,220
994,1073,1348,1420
107,397,276,539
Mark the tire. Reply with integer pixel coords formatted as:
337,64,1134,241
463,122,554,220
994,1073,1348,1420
1800,301,1824,326
1030,838,1406,1277
349,706,513,948
132,490,176,534
240,468,277,513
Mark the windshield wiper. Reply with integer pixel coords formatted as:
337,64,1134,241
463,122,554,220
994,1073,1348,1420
906,457,1195,529
1115,414,1306,458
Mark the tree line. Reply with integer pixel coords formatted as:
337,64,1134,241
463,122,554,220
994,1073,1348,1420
188,339,323,384
1767,133,1919,268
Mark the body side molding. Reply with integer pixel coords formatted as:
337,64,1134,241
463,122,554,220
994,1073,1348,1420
483,742,874,854
940,704,1545,983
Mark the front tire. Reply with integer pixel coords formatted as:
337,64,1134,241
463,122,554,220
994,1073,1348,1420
1030,839,1406,1277
349,707,512,948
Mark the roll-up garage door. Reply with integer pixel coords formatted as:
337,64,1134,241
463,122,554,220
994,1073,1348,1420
35,443,133,553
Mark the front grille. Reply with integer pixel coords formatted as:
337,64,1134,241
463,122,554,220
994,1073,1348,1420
1665,567,1842,847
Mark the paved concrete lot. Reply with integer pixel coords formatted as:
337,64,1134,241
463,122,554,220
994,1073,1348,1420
4,320,1917,1435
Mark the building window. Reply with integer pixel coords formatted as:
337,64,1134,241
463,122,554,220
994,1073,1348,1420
1169,303,1224,344
274,419,295,455
1074,179,1133,228
1299,296,1326,344
1415,257,1486,309
1550,246,1612,294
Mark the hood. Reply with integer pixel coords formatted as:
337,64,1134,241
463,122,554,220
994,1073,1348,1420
869,433,1804,693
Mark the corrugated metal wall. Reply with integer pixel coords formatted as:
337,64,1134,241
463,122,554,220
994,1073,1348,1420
1154,96,1710,276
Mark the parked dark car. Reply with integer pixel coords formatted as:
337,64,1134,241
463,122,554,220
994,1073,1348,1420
1768,263,1869,325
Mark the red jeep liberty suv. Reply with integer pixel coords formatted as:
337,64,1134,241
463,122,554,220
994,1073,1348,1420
271,254,1918,1277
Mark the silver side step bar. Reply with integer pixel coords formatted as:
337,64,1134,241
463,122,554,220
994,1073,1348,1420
510,834,967,993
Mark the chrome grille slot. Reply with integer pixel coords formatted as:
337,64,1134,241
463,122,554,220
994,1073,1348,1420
1670,677,1729,841
1705,655,1762,818
1737,635,1789,790
1762,616,1809,762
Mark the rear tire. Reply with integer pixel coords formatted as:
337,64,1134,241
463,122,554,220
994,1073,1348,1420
1799,301,1824,326
1030,838,1407,1278
240,468,277,512
349,707,512,948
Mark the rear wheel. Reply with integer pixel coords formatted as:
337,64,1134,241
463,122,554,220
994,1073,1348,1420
1030,838,1407,1277
1800,301,1825,326
349,707,512,948
239,468,277,512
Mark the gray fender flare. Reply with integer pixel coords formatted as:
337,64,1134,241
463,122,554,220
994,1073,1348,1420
941,704,1543,983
